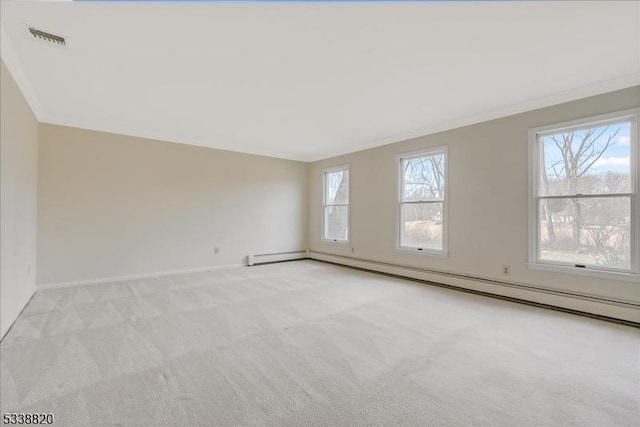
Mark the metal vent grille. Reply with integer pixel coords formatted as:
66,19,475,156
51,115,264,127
28,27,66,47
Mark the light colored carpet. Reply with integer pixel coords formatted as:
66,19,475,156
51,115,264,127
1,260,638,426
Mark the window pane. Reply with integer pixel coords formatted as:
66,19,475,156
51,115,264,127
325,170,349,204
539,197,631,270
539,121,632,196
324,205,349,241
400,202,443,250
402,154,445,201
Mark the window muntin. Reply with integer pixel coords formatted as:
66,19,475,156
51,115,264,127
531,112,637,274
323,166,349,242
398,148,447,253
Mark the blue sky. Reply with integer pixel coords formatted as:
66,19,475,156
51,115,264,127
71,0,494,3
542,122,631,176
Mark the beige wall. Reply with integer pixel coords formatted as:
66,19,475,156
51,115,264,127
6,67,638,321
38,125,308,285
1,60,39,338
309,87,640,320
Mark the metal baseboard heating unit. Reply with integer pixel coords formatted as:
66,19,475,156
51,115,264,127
247,250,309,266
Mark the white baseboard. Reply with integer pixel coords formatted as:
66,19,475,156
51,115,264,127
248,250,309,266
37,263,245,290
309,251,640,324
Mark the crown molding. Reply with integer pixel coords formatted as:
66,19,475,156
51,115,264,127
314,73,640,162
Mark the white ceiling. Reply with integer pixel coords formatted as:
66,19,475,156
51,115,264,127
1,1,639,161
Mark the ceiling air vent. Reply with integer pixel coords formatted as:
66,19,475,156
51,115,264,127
28,26,66,47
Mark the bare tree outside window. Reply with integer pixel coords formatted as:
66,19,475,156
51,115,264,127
399,150,446,251
323,168,349,241
537,120,632,269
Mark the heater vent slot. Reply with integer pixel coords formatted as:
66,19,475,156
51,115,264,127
28,27,66,47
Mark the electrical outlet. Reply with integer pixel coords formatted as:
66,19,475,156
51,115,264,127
502,265,511,276
351,247,355,253
214,247,220,255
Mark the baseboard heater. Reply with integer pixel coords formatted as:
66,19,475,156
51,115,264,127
309,250,640,326
248,250,309,266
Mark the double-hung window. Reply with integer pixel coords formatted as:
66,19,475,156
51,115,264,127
529,109,639,279
323,166,350,243
398,147,447,254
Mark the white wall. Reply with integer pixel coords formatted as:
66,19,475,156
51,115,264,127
1,59,39,339
37,124,308,285
309,86,640,322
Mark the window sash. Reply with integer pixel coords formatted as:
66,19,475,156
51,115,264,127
324,168,349,205
400,152,445,203
323,205,349,242
398,148,447,254
535,118,636,198
530,109,638,276
399,201,444,250
322,166,350,243
534,194,633,272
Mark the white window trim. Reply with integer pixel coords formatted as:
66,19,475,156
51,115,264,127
396,146,448,256
321,164,350,244
527,108,640,280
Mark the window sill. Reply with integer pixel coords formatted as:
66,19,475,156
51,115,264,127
321,239,350,246
527,262,639,283
396,247,448,258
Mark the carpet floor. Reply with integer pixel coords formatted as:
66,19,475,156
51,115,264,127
1,260,638,426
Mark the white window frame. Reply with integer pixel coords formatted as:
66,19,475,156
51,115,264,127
396,147,448,256
322,165,350,244
528,108,639,282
